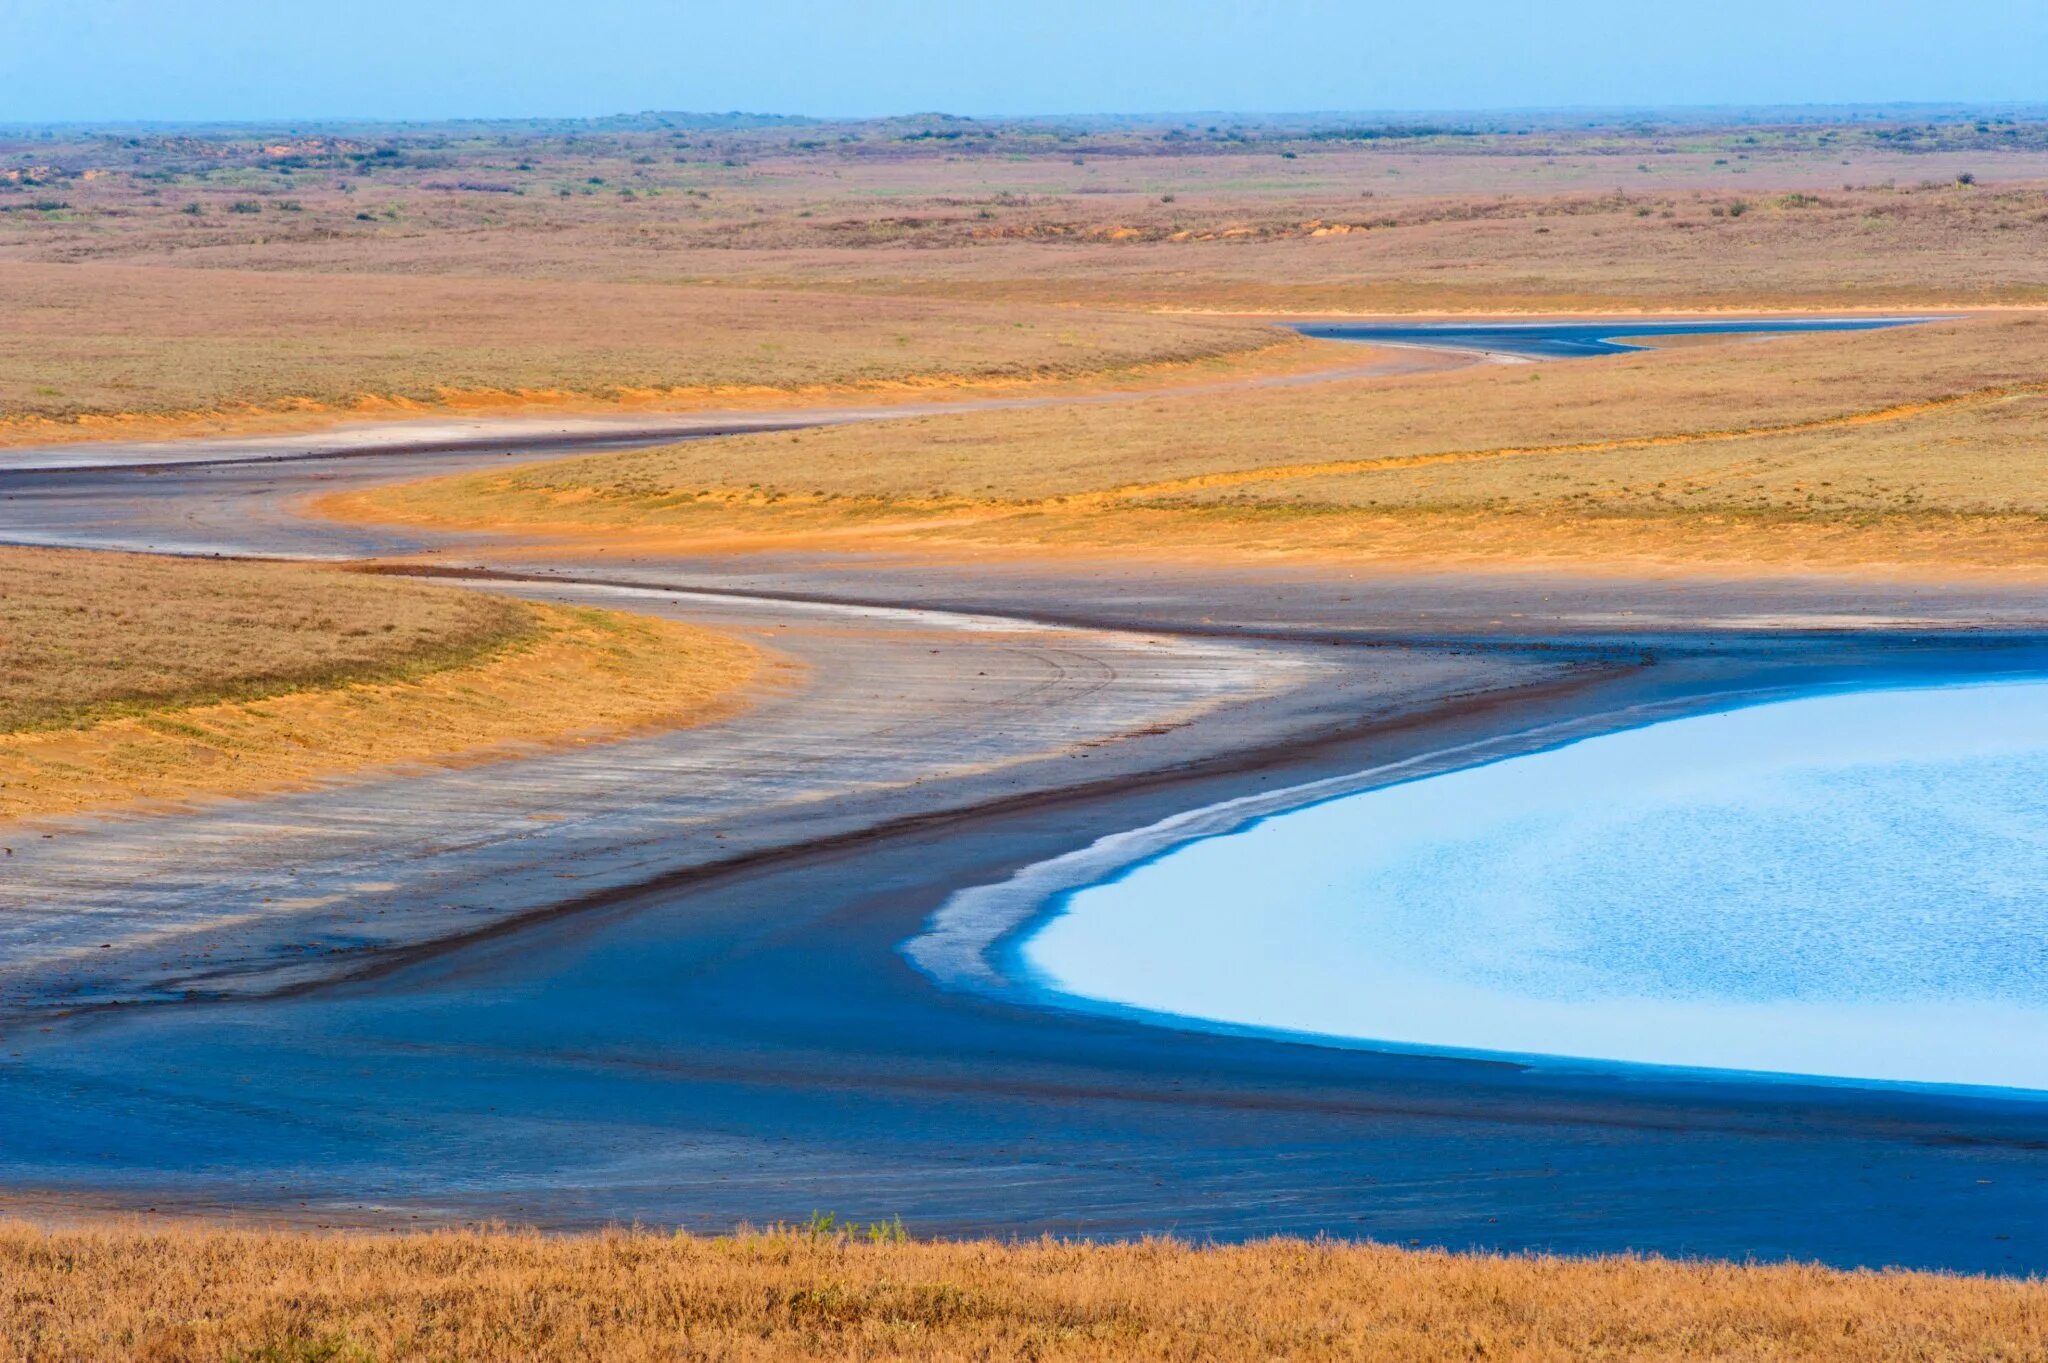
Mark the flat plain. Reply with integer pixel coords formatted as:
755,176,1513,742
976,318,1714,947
8,112,2048,442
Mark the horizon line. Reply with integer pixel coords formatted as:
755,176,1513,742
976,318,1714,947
7,99,2048,134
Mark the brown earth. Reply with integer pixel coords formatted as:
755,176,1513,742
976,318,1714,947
9,119,2048,314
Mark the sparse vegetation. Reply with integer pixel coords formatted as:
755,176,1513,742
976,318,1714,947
4,114,2048,443
0,547,536,733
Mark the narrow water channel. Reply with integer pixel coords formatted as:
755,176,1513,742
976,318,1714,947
1291,315,1933,357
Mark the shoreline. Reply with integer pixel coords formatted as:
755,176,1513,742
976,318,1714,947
963,668,2048,1100
0,338,1451,466
7,307,1974,469
7,611,2048,1266
2,378,2046,1269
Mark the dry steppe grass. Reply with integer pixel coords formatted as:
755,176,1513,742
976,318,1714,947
0,547,531,732
10,118,2048,315
8,118,2048,444
337,315,2048,575
0,548,764,817
0,1222,2041,1362
818,177,2048,314
0,262,1290,437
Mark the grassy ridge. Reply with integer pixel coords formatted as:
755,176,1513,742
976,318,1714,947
0,547,536,733
0,549,765,818
0,1222,2040,1362
332,315,2048,576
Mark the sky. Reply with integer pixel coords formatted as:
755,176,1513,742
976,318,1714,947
4,0,2045,124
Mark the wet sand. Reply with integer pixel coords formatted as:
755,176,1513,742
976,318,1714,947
2,368,2046,1272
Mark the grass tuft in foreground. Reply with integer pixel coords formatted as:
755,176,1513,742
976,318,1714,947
0,1221,2041,1362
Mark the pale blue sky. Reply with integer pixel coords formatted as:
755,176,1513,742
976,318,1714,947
5,0,2044,124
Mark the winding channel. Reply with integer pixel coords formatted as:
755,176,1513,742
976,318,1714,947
1,318,2045,1271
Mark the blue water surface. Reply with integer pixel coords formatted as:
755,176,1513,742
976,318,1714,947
1293,316,1933,358
1021,680,2048,1091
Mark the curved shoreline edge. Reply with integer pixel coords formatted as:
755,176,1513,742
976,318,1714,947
11,626,2048,1265
4,323,2048,1265
923,669,2048,1101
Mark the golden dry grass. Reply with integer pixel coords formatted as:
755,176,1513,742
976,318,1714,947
9,121,2048,448
0,549,765,818
0,262,1292,440
0,548,532,732
0,1221,2042,1362
333,314,2048,576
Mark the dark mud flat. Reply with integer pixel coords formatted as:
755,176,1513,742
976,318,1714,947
2,377,2047,1274
4,612,2046,1270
